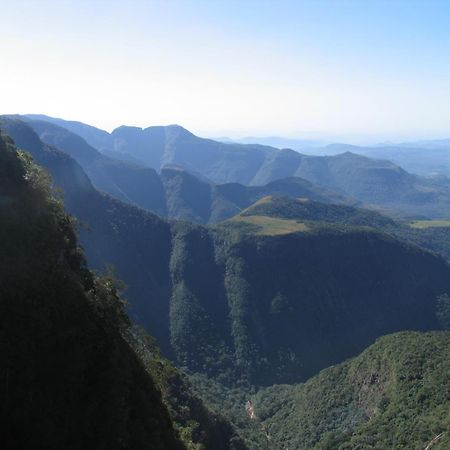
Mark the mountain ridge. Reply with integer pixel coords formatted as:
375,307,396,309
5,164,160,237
0,129,248,450
21,114,450,219
3,121,450,389
4,116,354,224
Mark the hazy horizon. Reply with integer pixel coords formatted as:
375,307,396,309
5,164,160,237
2,0,450,143
18,112,450,147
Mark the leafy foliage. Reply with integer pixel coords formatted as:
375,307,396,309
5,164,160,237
436,294,450,330
190,332,450,450
167,216,450,386
6,121,450,450
7,121,450,389
240,195,395,227
127,327,247,450
0,132,247,450
250,332,450,450
0,131,185,449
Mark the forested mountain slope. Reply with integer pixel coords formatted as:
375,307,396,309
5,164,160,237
239,195,450,262
3,122,450,390
239,195,397,228
0,132,183,449
9,116,348,223
16,117,167,213
159,166,350,224
170,218,450,385
0,131,247,450
0,117,175,350
193,332,450,450
249,331,450,450
4,118,450,450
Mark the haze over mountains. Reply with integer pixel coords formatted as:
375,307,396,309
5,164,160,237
5,0,450,447
326,142,450,177
14,114,450,220
222,134,450,178
4,116,449,382
2,114,450,449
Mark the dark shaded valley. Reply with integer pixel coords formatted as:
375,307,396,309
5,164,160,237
1,116,450,449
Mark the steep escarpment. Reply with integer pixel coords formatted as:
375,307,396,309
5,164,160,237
0,132,247,450
9,116,167,214
0,132,184,449
248,331,450,450
3,117,450,449
3,122,450,390
168,221,450,385
0,118,174,350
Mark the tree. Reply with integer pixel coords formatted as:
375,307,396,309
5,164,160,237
436,293,450,330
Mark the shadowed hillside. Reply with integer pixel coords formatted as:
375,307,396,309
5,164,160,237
0,131,184,450
0,131,248,450
238,195,450,263
3,121,450,390
249,332,450,449
23,115,450,219
170,219,450,385
5,116,351,224
192,332,450,450
0,117,175,349
160,166,350,224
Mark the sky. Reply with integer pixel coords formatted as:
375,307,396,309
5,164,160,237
2,0,450,143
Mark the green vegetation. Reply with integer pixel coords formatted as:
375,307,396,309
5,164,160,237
167,216,450,386
190,332,450,450
126,327,246,450
0,132,247,450
240,195,395,227
236,195,450,264
410,219,450,229
0,132,183,449
436,294,450,330
4,120,450,389
230,214,309,235
251,331,450,450
5,121,450,449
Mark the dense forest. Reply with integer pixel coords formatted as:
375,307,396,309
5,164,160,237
2,118,450,449
0,132,246,449
193,332,450,449
4,0,450,445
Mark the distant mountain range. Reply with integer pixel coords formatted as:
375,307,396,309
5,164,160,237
8,114,450,219
221,134,450,178
0,131,250,450
1,117,449,385
3,115,350,223
2,116,450,448
326,142,450,177
216,135,327,151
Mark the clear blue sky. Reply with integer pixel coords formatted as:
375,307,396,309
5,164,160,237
1,0,450,142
